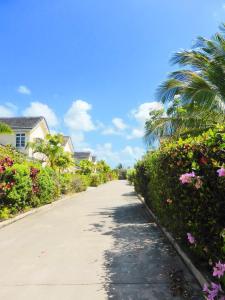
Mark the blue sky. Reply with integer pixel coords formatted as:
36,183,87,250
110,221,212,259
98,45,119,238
0,0,225,166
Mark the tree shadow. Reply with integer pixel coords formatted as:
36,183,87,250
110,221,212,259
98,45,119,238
89,199,202,299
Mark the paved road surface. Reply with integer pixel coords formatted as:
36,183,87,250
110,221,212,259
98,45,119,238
0,180,201,300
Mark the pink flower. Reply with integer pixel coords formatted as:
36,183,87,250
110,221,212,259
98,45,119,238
217,167,225,177
203,282,223,300
213,261,225,279
187,233,195,244
179,172,195,184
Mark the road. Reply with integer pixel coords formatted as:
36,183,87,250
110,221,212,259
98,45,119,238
0,180,201,300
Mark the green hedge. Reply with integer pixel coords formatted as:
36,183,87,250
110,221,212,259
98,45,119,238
134,127,225,268
0,158,87,220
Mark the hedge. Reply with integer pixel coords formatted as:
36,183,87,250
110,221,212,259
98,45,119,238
134,127,225,290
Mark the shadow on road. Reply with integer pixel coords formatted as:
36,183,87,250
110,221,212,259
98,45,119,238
89,194,202,300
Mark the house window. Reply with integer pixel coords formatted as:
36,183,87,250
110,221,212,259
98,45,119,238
16,133,26,148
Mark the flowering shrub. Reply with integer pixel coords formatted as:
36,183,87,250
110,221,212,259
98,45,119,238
134,127,225,292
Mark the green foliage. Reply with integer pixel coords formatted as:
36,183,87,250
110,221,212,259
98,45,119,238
0,151,115,220
126,169,136,185
2,163,33,212
36,167,59,204
71,174,88,192
89,173,102,187
78,160,94,175
134,127,225,265
0,122,13,134
28,134,74,172
145,24,225,144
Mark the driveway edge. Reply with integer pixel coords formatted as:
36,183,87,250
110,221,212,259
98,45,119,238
137,193,209,288
0,192,80,230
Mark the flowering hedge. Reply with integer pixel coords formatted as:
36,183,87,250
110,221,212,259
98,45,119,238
0,155,90,220
134,127,225,297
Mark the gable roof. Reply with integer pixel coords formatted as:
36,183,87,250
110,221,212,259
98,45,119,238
62,136,70,146
74,151,91,160
62,135,74,152
0,117,47,130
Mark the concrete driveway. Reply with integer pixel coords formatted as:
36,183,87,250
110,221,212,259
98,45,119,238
0,180,201,300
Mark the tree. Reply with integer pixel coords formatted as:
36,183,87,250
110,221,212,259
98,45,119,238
145,24,225,143
78,160,94,175
28,134,74,171
0,122,13,134
144,98,225,143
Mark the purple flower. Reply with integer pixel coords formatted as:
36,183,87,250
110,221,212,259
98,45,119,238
217,167,225,177
213,261,225,279
179,172,195,184
203,282,222,300
187,233,195,244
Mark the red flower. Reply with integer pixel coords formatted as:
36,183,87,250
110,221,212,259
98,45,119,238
199,156,208,165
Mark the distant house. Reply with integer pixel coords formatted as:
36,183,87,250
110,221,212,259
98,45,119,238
0,117,49,159
62,136,74,155
0,117,75,160
74,151,96,163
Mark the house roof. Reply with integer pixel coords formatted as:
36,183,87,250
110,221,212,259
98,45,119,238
74,151,91,160
0,117,46,130
62,136,70,146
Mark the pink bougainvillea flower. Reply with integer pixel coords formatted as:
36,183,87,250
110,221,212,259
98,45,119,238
217,167,225,177
213,261,225,279
187,233,195,244
179,172,195,184
203,282,223,300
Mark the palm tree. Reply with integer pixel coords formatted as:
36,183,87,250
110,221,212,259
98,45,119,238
0,122,13,134
145,98,225,144
157,24,225,118
145,24,225,143
28,134,74,171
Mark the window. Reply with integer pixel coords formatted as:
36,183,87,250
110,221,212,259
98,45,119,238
16,133,26,148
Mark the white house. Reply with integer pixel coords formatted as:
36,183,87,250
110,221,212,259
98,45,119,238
62,136,75,155
0,117,75,159
74,151,96,163
0,117,49,159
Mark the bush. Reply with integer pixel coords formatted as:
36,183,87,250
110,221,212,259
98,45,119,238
134,127,225,267
71,174,88,192
35,167,59,205
118,168,127,180
1,163,33,212
127,169,136,185
90,173,102,186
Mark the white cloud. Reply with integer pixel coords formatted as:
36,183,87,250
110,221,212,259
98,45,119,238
127,101,163,140
131,101,163,124
101,117,128,136
93,143,144,167
112,118,127,130
127,128,144,140
23,101,58,127
18,85,31,95
64,100,95,132
0,103,17,117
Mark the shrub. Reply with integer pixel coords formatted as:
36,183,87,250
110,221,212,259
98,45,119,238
118,168,127,180
71,174,88,192
134,127,225,268
90,173,102,186
127,169,136,185
1,163,33,212
35,167,59,205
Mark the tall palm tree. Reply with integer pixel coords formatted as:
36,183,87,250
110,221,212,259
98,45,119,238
157,24,225,116
0,122,13,134
145,24,225,144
